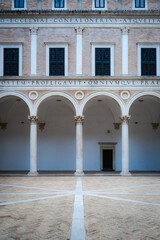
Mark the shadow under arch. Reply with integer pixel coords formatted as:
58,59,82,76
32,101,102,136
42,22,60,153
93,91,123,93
127,91,160,115
0,91,33,115
79,92,125,116
34,92,78,116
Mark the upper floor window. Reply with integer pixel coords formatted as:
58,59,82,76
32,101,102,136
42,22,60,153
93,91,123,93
12,0,26,9
133,0,147,9
0,44,22,77
49,48,65,76
14,0,24,8
95,48,110,76
141,48,156,76
52,0,67,9
92,0,107,10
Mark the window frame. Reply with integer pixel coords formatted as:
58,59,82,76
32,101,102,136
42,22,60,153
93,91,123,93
92,0,107,10
92,43,114,76
12,0,27,10
137,43,160,76
0,44,22,76
52,0,67,10
132,0,147,10
46,43,68,77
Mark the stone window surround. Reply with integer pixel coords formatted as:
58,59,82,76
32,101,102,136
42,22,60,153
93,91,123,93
92,0,107,10
52,0,67,10
0,43,22,76
132,0,148,10
12,0,27,10
46,43,68,77
91,43,114,76
137,43,160,76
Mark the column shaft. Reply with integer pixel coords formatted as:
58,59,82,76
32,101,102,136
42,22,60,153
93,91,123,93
28,116,38,176
75,116,84,175
121,115,131,175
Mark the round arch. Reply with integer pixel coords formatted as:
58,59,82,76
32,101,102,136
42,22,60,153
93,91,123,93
0,91,33,115
34,92,78,115
127,91,160,115
79,92,125,115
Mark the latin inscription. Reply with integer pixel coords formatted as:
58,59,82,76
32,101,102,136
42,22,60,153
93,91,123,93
0,80,160,87
0,18,160,24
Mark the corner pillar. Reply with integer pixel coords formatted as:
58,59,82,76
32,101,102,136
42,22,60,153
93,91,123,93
120,115,131,175
28,116,38,176
74,116,84,175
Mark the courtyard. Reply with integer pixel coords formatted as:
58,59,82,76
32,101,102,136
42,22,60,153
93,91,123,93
0,176,160,240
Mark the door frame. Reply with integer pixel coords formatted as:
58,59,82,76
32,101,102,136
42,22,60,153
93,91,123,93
99,142,117,171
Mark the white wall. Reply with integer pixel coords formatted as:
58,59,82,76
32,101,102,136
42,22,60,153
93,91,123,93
129,98,160,171
83,100,122,171
0,98,30,170
37,98,76,170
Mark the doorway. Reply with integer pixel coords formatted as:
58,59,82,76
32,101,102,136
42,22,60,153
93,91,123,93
103,149,113,170
99,142,117,171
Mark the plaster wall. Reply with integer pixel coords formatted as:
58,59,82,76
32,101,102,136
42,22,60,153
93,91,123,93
0,99,30,170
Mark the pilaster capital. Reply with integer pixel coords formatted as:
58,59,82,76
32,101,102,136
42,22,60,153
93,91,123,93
30,27,38,35
0,122,8,131
74,115,84,125
120,26,130,35
120,115,131,124
75,27,84,35
28,115,38,123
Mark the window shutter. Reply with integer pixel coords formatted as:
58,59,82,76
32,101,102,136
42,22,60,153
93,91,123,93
4,48,19,76
141,48,156,76
50,48,65,76
95,48,110,76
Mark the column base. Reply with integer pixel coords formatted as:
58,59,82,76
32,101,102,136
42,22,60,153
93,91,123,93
74,171,84,176
27,171,39,176
120,171,131,176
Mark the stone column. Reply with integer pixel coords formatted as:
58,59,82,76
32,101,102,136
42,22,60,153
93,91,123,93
74,116,84,175
30,27,38,75
120,115,131,175
121,27,129,75
75,27,84,75
28,116,38,176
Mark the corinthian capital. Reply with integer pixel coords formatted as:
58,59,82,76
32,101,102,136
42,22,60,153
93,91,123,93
30,27,38,35
121,27,130,35
28,115,38,123
75,27,84,35
120,115,131,124
74,115,84,125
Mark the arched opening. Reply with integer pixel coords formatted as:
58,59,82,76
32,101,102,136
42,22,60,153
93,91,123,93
37,95,76,171
129,95,160,171
0,96,30,171
83,95,122,171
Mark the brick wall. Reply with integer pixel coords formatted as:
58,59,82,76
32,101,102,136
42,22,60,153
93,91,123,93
27,0,37,10
82,0,92,10
41,0,52,10
0,28,31,75
37,28,76,76
108,0,119,10
1,0,12,10
68,0,78,10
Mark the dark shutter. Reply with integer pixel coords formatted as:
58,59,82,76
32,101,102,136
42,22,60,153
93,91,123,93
49,48,65,76
141,48,156,76
55,0,64,8
95,48,110,76
14,0,24,8
135,0,145,8
4,48,19,76
95,0,105,8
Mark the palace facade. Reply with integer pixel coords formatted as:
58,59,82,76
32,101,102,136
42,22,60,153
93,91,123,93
0,0,160,175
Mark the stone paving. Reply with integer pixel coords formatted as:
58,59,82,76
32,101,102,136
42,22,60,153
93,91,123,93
0,176,160,240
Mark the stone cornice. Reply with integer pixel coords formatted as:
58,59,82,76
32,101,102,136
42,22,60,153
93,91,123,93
0,10,160,17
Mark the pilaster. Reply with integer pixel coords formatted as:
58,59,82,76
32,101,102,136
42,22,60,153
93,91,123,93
121,27,130,75
30,27,38,75
75,27,84,75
